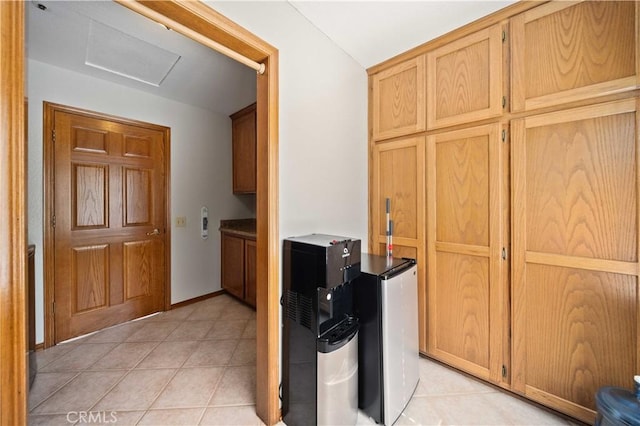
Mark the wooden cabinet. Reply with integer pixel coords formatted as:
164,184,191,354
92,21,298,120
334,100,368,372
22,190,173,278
370,136,426,351
221,232,256,307
369,1,640,422
230,103,256,194
426,23,504,129
371,56,426,141
511,1,639,112
426,123,509,385
244,239,257,307
511,99,640,423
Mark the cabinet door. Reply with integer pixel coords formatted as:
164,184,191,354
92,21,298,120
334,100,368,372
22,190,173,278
371,56,426,141
370,136,426,351
426,123,508,384
231,104,256,194
511,1,639,112
426,24,504,130
244,238,257,308
221,233,245,300
512,99,640,423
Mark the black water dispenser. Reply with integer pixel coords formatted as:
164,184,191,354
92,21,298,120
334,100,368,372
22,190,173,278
282,234,361,426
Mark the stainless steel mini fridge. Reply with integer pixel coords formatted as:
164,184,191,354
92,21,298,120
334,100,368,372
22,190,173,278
354,255,419,425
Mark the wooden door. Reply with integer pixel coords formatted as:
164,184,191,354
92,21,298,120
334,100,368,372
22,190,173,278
52,106,167,343
231,103,256,194
512,99,639,423
245,238,257,307
371,56,426,141
511,1,639,112
426,24,504,130
221,233,245,300
370,136,426,350
426,123,508,384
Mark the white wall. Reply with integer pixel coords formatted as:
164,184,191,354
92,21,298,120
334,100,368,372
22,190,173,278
28,59,255,344
209,1,369,242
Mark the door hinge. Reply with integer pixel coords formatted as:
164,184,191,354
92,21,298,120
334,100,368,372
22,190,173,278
502,365,507,378
501,129,507,143
51,215,56,228
52,301,55,314
52,129,56,143
502,30,506,43
501,247,507,260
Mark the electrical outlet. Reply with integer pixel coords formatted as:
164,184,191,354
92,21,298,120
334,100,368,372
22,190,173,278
176,216,186,227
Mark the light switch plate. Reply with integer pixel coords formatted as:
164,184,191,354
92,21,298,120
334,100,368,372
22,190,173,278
176,216,186,227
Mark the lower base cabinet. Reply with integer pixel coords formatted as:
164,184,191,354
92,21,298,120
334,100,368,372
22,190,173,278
221,232,256,308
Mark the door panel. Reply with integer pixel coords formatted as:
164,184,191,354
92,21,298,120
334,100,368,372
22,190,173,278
427,123,507,383
426,24,503,129
73,164,108,229
371,136,426,351
54,108,167,343
524,265,636,412
512,98,639,423
71,244,108,312
511,1,639,112
371,56,426,141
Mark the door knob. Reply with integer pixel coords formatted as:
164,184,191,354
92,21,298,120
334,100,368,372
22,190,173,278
146,228,160,236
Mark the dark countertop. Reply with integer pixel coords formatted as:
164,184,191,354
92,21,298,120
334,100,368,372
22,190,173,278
219,218,256,239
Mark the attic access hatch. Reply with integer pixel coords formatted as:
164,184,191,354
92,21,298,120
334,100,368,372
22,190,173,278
85,19,180,87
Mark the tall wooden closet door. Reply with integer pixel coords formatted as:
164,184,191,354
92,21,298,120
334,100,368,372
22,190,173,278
370,136,426,350
512,99,640,423
426,123,508,383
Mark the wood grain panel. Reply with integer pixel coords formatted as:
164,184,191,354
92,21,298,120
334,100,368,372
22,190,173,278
427,24,503,129
372,56,425,140
376,143,418,239
231,103,256,194
377,243,417,260
435,134,489,246
72,127,107,153
222,233,245,300
512,99,640,423
124,168,151,226
525,112,636,262
434,40,489,118
72,245,108,312
524,264,636,413
245,238,257,307
427,123,506,383
434,252,490,369
123,134,151,158
73,164,107,229
511,1,638,111
123,240,153,300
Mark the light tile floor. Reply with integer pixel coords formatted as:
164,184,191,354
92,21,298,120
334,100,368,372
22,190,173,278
29,294,578,425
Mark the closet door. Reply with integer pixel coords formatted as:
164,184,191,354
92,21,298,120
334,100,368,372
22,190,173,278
370,136,426,350
426,123,508,384
371,57,426,141
512,99,640,423
511,1,639,112
426,24,504,129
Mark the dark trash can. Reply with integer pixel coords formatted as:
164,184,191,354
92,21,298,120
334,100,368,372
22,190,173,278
595,377,640,426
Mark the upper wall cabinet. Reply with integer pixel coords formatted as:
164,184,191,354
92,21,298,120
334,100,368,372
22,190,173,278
426,24,504,130
511,1,639,112
231,103,257,194
371,56,426,141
